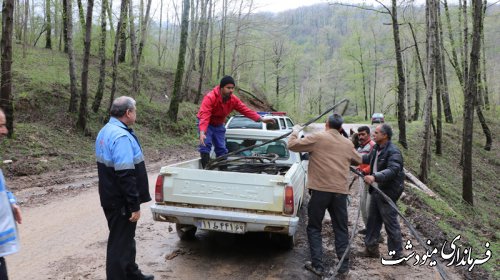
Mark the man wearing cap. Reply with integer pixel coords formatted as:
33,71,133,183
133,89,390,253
197,75,275,168
288,114,361,278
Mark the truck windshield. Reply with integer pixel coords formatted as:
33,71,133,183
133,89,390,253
227,116,262,129
226,138,289,159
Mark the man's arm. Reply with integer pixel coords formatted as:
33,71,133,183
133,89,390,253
288,129,317,152
7,191,22,224
232,96,262,122
350,147,362,165
197,95,214,146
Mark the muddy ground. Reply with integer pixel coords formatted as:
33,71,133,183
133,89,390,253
6,146,469,280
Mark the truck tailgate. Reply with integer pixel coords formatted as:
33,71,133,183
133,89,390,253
161,166,285,212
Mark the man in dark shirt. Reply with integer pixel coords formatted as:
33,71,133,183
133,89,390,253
359,124,405,261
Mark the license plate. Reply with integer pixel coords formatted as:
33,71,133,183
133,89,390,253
198,219,246,234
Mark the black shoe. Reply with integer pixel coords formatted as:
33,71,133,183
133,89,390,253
139,273,154,280
357,247,380,258
358,228,367,235
304,261,325,277
200,153,210,169
336,269,350,280
391,254,407,266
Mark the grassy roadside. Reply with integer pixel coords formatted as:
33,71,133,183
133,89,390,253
0,46,198,178
396,111,499,279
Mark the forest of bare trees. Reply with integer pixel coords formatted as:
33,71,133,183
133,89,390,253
0,0,498,206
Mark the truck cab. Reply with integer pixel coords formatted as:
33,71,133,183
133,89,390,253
226,112,295,131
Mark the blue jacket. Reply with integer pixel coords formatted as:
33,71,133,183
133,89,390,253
0,170,19,257
362,141,405,202
96,117,151,212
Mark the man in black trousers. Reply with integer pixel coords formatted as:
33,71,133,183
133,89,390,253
96,96,154,280
359,124,405,261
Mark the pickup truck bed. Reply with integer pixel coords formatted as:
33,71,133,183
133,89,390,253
151,129,308,248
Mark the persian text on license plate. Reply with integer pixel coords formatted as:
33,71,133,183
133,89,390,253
199,220,245,234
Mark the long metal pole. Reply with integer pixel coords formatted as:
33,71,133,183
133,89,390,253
206,98,349,169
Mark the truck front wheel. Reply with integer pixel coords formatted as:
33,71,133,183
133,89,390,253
175,224,197,240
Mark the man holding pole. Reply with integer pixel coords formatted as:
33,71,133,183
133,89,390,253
359,124,405,260
197,75,275,168
288,114,361,278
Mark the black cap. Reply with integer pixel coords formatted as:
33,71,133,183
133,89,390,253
220,75,235,88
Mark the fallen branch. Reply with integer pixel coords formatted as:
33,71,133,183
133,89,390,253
404,168,437,197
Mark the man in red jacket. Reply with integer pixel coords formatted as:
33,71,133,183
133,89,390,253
197,76,275,168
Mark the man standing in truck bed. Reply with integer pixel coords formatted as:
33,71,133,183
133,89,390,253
288,114,361,278
197,75,275,168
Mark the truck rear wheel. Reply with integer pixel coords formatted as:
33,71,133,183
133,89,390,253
175,224,197,240
271,233,295,250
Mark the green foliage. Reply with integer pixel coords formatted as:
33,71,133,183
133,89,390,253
4,46,197,177
400,112,499,277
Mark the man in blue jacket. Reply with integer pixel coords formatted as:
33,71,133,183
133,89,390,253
96,96,153,280
359,124,405,260
0,108,22,280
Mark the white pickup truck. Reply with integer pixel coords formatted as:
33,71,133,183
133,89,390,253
151,129,308,248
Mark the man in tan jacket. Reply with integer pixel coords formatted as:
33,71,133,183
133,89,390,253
288,114,361,278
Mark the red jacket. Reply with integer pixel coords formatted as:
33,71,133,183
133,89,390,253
357,139,375,175
197,86,261,133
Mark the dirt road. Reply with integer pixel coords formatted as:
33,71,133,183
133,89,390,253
6,148,464,280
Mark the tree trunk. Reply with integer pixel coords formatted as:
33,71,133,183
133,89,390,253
167,0,190,122
356,36,368,121
45,0,52,49
437,3,453,123
22,0,29,58
434,3,444,155
14,0,21,42
462,0,482,206
129,0,139,94
77,0,94,131
66,0,79,113
195,0,210,104
61,0,68,53
181,0,200,102
137,0,152,60
76,0,86,31
475,0,491,151
273,41,284,110
107,0,115,40
475,100,491,151
54,0,59,50
413,55,420,121
109,0,129,112
208,0,214,81
118,3,128,63
371,26,378,115
462,0,469,86
157,0,164,66
391,0,407,149
481,0,489,110
0,0,14,137
443,0,463,87
92,0,108,113
419,0,436,184
216,0,227,78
